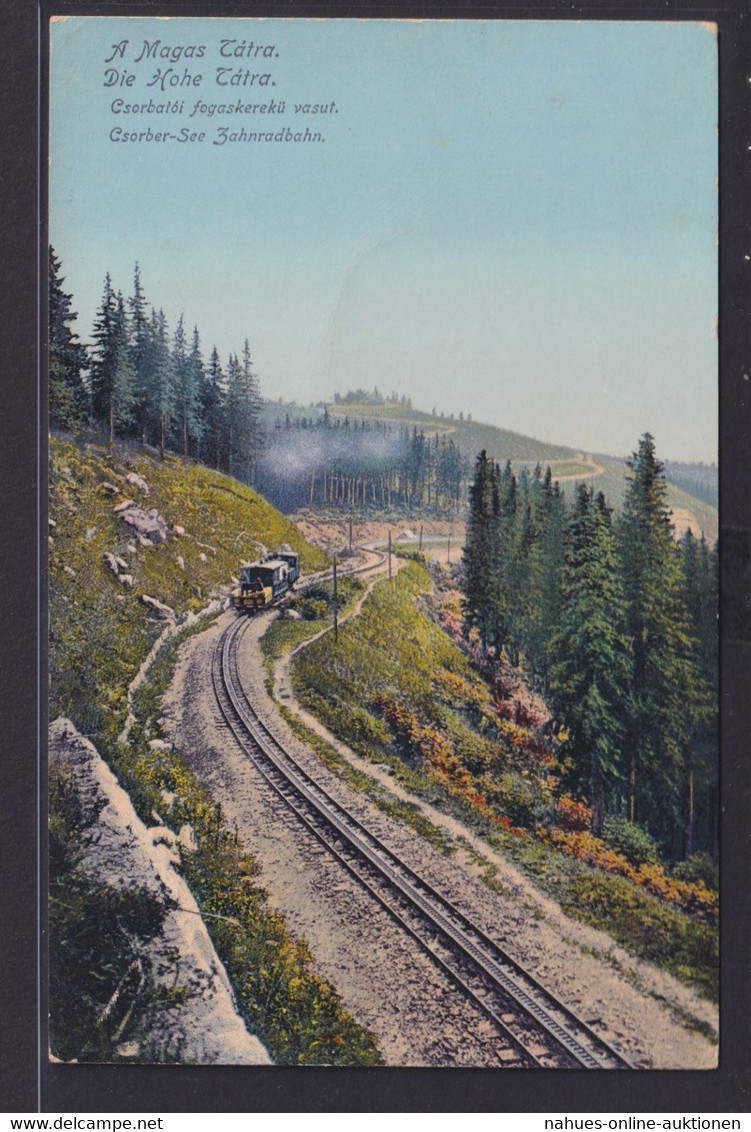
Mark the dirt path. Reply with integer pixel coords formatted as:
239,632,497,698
553,456,605,481
162,559,718,1069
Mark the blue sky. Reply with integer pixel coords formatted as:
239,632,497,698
50,18,717,461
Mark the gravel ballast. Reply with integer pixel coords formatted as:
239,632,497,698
161,598,718,1070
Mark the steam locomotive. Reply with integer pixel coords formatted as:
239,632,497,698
230,548,301,614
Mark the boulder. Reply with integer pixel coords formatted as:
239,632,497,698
63,565,76,578
177,824,197,851
114,501,168,543
115,1042,140,1060
85,526,98,543
176,555,186,571
148,739,171,752
119,574,134,589
173,525,186,537
102,552,119,575
125,472,150,494
198,552,208,563
140,594,175,619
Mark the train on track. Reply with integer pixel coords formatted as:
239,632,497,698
230,547,301,614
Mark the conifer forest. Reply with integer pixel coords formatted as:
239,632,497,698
461,447,718,862
49,245,719,874
49,248,263,481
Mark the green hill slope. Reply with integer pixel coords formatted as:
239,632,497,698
260,398,717,539
50,436,327,733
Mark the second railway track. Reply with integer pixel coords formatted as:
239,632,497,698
212,560,634,1070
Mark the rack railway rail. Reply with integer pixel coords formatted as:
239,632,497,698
212,551,635,1070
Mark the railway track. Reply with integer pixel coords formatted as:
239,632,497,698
212,557,634,1070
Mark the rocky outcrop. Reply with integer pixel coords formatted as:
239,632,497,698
114,501,169,543
140,594,175,620
125,472,150,494
103,552,120,576
49,718,271,1066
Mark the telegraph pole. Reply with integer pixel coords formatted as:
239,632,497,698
332,557,338,641
388,529,392,581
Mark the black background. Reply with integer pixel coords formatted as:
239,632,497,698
2,0,749,1113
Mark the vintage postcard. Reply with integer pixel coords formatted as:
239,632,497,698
47,16,719,1071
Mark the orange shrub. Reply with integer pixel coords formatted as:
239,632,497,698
543,828,718,924
554,797,592,832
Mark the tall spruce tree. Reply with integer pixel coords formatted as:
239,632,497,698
548,486,630,834
462,451,501,652
224,352,242,477
49,247,88,430
237,338,262,484
186,327,207,459
170,314,202,458
495,460,518,658
90,278,135,444
145,308,176,459
679,530,718,856
200,345,226,469
618,434,705,848
507,469,535,665
90,274,115,429
525,467,568,689
128,263,151,442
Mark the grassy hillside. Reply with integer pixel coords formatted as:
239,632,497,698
290,562,718,1003
260,397,717,540
48,435,383,1065
49,437,327,734
324,400,576,463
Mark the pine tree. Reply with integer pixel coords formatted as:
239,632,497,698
495,460,518,658
186,327,207,459
506,468,535,665
525,468,567,689
224,352,242,477
170,314,202,458
145,309,176,459
462,451,500,652
90,278,135,444
199,345,225,469
548,486,630,834
128,263,151,442
90,274,115,428
679,530,718,856
618,434,705,848
48,247,89,430
238,338,262,484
